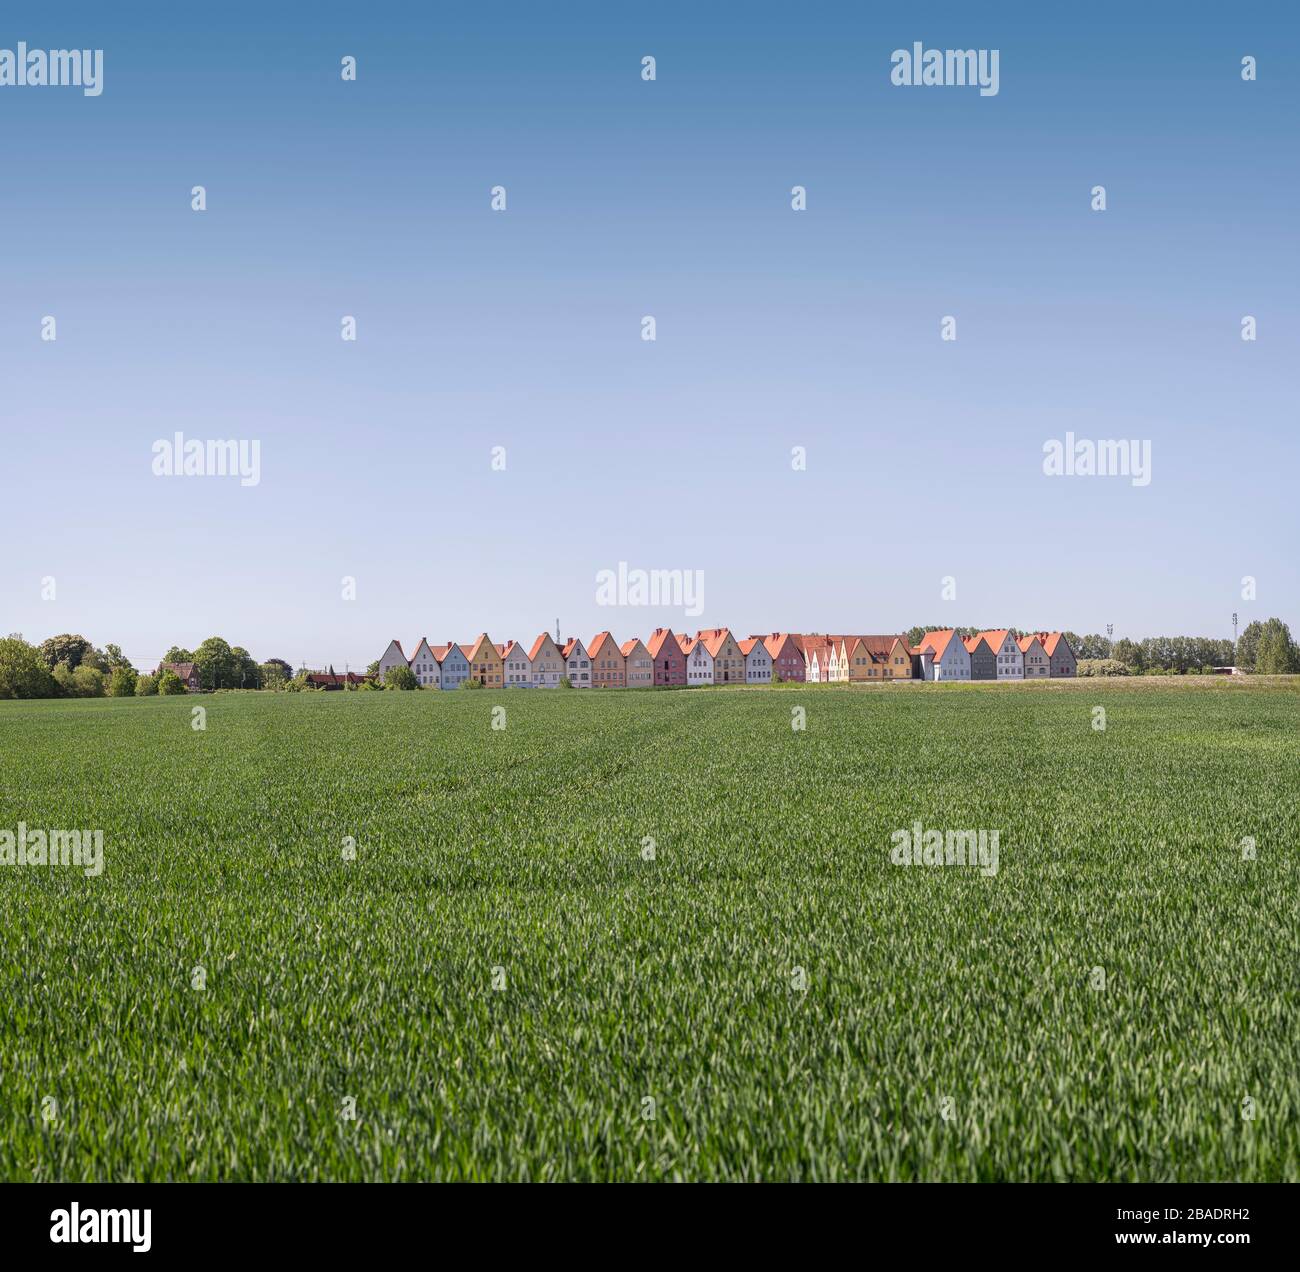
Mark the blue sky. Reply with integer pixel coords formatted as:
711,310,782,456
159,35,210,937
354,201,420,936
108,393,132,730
2,1,1295,670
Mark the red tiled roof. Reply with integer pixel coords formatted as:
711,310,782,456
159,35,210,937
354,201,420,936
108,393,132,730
738,637,757,655
620,638,647,657
976,630,1012,653
588,632,620,658
528,633,556,661
645,628,678,657
698,628,734,657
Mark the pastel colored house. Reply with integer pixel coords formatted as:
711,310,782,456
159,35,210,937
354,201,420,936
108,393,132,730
698,628,745,685
979,630,1024,680
964,635,997,681
434,643,470,689
409,638,441,688
739,637,771,683
501,640,532,687
1018,633,1050,678
463,634,503,687
1041,631,1078,677
646,628,686,686
916,630,971,681
528,633,565,687
588,632,626,688
758,633,806,682
561,637,592,687
376,640,409,685
621,637,653,688
683,634,713,685
803,637,835,683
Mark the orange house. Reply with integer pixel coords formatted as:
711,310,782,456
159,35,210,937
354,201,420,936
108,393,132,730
620,637,653,687
588,631,626,688
698,628,745,685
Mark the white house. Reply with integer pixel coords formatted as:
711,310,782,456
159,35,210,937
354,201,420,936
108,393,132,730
916,630,971,681
740,637,771,684
501,640,532,687
684,635,713,685
979,630,1024,680
377,639,410,684
410,638,441,688
529,633,565,687
561,637,592,687
435,642,470,689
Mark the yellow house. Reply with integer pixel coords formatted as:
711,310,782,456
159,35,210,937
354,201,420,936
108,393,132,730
838,635,914,681
462,633,503,687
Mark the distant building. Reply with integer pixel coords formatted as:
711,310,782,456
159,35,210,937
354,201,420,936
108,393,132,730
157,661,202,692
646,628,686,686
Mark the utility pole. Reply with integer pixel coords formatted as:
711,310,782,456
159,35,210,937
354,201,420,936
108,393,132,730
1232,612,1239,646
1106,623,1113,641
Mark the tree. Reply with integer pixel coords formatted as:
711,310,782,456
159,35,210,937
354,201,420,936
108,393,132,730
109,666,138,697
385,665,418,690
157,669,186,695
71,665,106,697
52,662,76,695
192,636,239,691
134,672,158,696
1254,619,1299,674
232,646,262,689
0,635,57,699
260,661,290,691
38,633,93,670
1112,637,1143,670
102,644,134,671
365,660,380,677
160,646,195,667
1236,621,1263,671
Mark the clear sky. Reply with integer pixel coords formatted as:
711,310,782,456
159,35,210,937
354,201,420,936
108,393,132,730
2,1,1295,671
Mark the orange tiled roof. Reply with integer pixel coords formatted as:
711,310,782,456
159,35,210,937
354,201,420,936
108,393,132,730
645,628,678,657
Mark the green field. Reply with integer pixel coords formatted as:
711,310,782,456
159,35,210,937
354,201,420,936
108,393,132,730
1,680,1297,1181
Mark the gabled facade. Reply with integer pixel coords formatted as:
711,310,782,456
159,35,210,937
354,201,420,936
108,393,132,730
377,639,409,685
463,634,503,686
758,633,806,682
410,638,441,688
561,637,592,687
978,630,1024,680
739,637,771,683
917,630,971,681
803,637,834,683
501,640,532,687
434,642,470,689
528,633,564,687
698,628,745,685
1018,634,1050,678
621,637,653,688
1040,631,1078,678
964,635,997,680
646,628,686,686
588,632,626,688
682,634,713,685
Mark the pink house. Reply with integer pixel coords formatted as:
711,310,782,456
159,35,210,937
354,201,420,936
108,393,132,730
757,633,806,682
646,628,686,686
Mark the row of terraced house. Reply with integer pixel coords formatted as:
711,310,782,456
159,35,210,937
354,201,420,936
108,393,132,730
375,629,1077,688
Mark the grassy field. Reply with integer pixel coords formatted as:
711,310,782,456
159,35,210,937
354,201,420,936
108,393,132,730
0,679,1297,1181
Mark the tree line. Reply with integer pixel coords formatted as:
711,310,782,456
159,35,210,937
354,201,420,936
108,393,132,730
0,633,301,699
